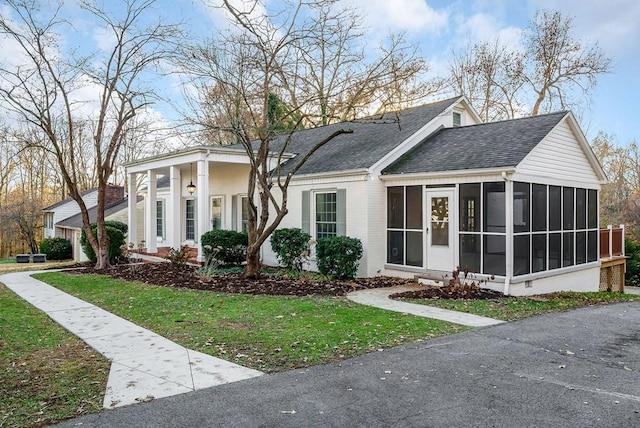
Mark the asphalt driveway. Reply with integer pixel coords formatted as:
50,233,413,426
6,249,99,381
58,302,640,428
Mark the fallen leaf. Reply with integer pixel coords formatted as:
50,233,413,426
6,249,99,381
281,410,296,415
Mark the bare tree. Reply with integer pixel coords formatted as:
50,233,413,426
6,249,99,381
0,0,183,268
524,10,611,116
185,0,362,278
448,40,525,121
285,0,437,126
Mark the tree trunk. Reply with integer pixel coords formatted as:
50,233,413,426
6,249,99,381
244,246,261,279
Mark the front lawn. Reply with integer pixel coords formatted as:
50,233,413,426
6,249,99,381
0,284,109,428
398,291,639,321
34,272,465,373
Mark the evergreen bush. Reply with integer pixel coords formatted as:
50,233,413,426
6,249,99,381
200,229,248,265
270,228,311,271
39,237,72,260
316,236,363,280
80,221,128,264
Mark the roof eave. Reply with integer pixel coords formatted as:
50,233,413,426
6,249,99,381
380,166,517,181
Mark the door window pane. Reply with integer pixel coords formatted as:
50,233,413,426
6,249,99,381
387,187,404,229
406,231,423,267
563,232,574,267
549,233,561,269
484,182,505,233
588,189,598,229
406,186,422,229
532,184,547,232
563,187,574,230
387,231,404,264
532,234,547,273
460,183,480,232
513,182,530,233
211,197,222,230
483,235,505,276
513,235,530,276
431,197,449,246
459,234,480,273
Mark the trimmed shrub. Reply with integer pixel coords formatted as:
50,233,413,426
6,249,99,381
80,221,128,264
39,237,72,260
270,228,311,271
316,236,363,280
200,229,248,265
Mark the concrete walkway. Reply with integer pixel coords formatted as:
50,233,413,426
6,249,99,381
347,284,505,327
0,271,263,408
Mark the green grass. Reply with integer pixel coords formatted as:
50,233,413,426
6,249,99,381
400,292,639,321
0,258,15,264
0,284,109,428
34,272,465,373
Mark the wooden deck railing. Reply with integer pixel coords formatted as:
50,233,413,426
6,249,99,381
600,224,625,260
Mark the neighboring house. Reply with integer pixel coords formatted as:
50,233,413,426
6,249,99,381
124,96,607,295
42,185,133,261
55,195,145,261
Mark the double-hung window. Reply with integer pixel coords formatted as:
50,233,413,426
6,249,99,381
185,199,195,241
156,200,165,241
315,192,337,239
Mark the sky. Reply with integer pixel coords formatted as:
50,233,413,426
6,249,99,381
1,0,638,147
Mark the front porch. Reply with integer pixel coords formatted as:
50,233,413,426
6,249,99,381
125,146,285,261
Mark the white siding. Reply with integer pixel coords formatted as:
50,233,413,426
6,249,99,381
515,120,600,186
508,266,599,296
210,164,251,231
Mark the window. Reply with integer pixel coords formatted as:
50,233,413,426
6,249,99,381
386,186,423,267
44,212,54,229
513,182,530,233
185,199,195,241
458,182,505,276
315,192,337,238
211,197,222,230
156,200,165,240
513,184,598,276
241,196,248,233
453,111,461,127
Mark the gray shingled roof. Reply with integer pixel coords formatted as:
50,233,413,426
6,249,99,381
229,97,461,176
56,196,140,229
382,111,568,175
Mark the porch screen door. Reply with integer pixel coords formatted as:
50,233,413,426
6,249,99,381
426,189,455,271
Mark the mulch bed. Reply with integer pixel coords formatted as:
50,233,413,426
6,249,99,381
65,262,508,299
67,263,419,297
391,285,508,300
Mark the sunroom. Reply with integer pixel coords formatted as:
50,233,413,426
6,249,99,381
383,179,600,295
379,110,606,295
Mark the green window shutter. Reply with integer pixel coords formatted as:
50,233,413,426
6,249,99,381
337,188,346,236
301,191,310,234
231,195,238,231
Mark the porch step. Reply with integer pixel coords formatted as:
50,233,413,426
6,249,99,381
414,273,444,285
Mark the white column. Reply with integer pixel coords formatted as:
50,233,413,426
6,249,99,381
127,172,137,248
145,170,157,253
167,165,182,249
196,159,210,261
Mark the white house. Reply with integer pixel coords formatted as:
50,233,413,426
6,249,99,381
124,96,607,296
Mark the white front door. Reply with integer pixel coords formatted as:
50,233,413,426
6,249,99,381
426,189,455,271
